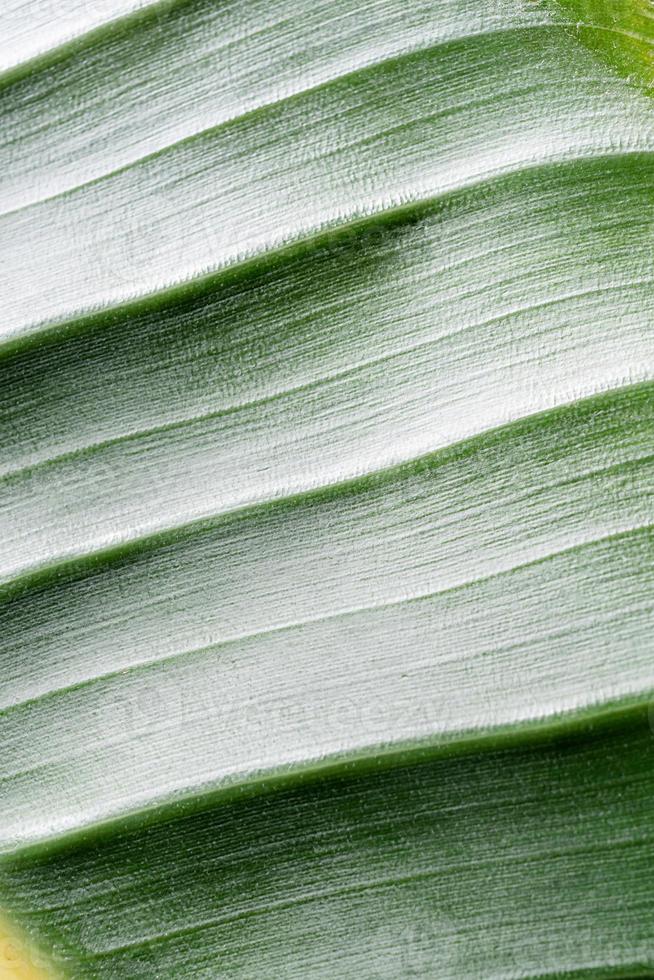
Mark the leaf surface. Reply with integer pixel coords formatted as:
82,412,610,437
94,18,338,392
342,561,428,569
0,0,653,976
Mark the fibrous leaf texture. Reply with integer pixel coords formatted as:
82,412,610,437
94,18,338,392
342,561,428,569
0,0,653,977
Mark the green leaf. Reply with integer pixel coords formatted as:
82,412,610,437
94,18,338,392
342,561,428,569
0,0,652,976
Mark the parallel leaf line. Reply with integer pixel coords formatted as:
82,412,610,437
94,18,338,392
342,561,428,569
1,521,651,723
3,146,654,355
2,176,648,374
21,767,653,916
0,22,568,221
1,378,652,600
2,596,652,791
82,834,654,959
4,696,652,861
0,17,565,208
2,272,652,487
0,0,169,88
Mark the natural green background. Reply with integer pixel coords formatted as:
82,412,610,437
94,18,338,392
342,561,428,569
0,0,652,976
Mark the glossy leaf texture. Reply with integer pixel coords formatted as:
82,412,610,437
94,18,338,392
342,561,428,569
0,0,653,976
